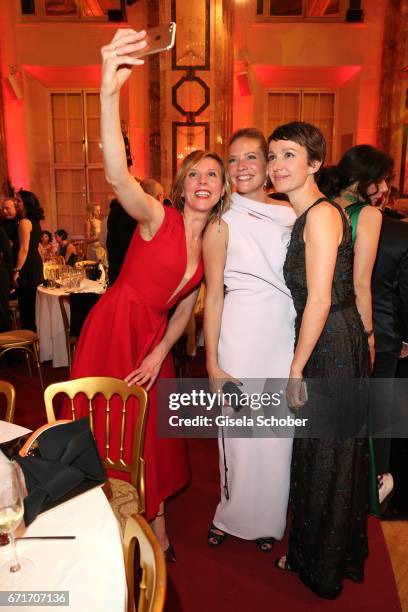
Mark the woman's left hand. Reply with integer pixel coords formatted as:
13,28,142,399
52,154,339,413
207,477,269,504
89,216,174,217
286,369,306,411
124,346,165,391
12,271,20,287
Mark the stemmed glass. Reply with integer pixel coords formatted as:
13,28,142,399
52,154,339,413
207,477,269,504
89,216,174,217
0,461,33,585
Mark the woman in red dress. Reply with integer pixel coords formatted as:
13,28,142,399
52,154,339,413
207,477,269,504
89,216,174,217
63,28,230,556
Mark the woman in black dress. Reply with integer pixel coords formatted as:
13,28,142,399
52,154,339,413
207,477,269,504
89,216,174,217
14,190,44,331
267,122,369,599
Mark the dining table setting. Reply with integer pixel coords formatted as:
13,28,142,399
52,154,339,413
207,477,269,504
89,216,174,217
0,420,127,611
35,274,106,368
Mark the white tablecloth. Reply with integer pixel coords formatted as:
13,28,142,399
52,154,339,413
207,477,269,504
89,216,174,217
35,282,104,368
0,421,127,612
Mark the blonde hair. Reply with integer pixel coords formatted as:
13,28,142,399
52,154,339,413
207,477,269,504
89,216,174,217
171,150,231,223
86,203,101,220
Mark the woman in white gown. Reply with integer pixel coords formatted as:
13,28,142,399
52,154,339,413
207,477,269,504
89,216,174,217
204,128,296,550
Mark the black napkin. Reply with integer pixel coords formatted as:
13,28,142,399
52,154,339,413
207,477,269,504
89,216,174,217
13,418,106,526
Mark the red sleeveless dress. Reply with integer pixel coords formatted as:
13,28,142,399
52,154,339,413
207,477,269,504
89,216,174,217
62,207,203,519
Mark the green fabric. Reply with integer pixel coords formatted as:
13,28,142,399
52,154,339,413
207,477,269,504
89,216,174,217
344,201,368,244
368,437,381,517
345,200,380,514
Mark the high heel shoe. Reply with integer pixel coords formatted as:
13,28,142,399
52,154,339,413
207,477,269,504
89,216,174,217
378,473,394,505
164,542,177,563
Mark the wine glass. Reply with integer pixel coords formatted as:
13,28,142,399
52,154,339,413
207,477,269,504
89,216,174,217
0,462,33,585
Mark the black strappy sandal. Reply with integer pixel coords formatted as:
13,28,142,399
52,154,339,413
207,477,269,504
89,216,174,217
255,537,275,553
208,524,228,547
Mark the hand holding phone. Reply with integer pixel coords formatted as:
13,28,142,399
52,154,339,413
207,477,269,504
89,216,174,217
129,23,176,59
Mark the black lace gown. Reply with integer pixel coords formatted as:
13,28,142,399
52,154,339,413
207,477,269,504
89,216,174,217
283,198,370,600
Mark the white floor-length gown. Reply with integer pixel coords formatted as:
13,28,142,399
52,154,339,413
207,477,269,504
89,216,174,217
213,192,296,540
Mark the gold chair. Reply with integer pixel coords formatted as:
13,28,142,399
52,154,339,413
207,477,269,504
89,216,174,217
9,299,19,329
0,330,44,389
44,377,149,531
58,295,77,370
124,514,166,612
0,380,16,422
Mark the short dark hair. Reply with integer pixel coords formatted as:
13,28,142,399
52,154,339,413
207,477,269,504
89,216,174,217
268,121,326,168
41,230,52,242
229,128,268,161
55,229,68,240
17,189,45,221
318,145,394,203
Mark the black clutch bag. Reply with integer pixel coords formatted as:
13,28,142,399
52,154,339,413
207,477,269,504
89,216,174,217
1,418,106,526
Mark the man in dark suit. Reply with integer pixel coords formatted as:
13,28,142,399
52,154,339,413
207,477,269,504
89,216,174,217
0,197,19,265
371,210,408,518
106,199,137,286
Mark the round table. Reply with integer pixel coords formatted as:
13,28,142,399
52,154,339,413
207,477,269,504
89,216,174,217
0,421,127,611
35,282,104,368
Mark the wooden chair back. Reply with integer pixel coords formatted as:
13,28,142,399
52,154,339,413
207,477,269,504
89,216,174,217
44,377,148,512
0,380,16,422
124,514,166,612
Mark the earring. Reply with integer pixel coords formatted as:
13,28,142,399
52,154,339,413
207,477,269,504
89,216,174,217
263,177,269,190
217,196,224,231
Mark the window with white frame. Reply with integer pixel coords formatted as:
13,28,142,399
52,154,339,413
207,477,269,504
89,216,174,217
256,0,347,21
265,90,336,162
50,91,115,237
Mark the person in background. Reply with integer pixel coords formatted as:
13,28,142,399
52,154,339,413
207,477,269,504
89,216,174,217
0,226,13,331
13,190,44,331
318,145,393,370
54,229,77,267
0,197,19,265
106,198,137,285
370,193,408,516
318,145,394,507
140,178,165,204
85,203,107,265
382,186,406,220
38,230,55,261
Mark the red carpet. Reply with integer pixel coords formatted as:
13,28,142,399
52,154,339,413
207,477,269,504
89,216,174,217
1,359,402,612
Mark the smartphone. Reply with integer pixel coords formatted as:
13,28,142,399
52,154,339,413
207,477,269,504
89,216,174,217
222,381,243,413
130,22,176,59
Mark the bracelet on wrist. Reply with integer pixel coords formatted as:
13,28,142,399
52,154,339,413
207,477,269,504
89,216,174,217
365,329,374,338
14,268,21,272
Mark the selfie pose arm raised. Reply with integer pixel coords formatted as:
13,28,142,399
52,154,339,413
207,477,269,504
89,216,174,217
100,29,164,236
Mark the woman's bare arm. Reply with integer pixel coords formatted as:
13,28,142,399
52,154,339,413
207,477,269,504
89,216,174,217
290,204,342,377
203,220,235,383
353,205,382,366
124,287,201,389
100,29,164,237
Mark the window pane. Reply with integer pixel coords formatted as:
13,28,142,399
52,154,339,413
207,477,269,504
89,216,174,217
52,119,66,140
45,1,78,17
67,94,82,117
51,94,66,118
86,118,100,139
87,142,103,164
85,93,100,116
270,0,302,16
307,0,340,16
284,93,300,119
81,0,123,17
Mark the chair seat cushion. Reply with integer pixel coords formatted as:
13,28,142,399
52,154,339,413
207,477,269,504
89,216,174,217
108,477,140,535
0,330,38,346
